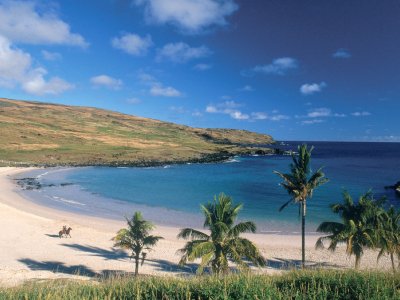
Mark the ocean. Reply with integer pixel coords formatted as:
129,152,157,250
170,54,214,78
16,142,400,234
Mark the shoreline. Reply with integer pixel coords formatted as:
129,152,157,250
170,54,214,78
0,167,394,286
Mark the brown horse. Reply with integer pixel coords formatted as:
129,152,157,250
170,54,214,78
65,227,72,238
58,226,72,238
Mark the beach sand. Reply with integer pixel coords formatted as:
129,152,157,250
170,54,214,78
0,167,393,286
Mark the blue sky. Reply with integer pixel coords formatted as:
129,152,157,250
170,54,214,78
0,0,399,142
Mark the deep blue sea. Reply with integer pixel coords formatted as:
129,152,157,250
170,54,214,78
17,142,400,234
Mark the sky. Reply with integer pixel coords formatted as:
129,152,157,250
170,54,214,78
0,0,399,142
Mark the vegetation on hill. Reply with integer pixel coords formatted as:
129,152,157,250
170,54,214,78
0,98,274,167
1,271,399,299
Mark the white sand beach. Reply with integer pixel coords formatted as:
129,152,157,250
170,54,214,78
0,167,393,286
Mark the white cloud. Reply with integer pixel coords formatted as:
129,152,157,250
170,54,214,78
206,105,218,113
127,97,142,104
239,85,254,92
251,112,267,120
112,33,153,56
192,111,203,117
138,72,157,83
0,35,31,87
297,107,347,120
206,101,288,121
249,57,298,76
41,50,62,61
0,35,73,95
90,75,123,90
221,100,242,108
251,112,289,121
301,119,324,125
367,135,400,142
22,68,73,95
193,63,212,71
230,111,249,120
0,1,87,47
307,107,332,118
150,85,182,97
351,111,371,117
205,101,247,120
300,82,326,95
138,71,183,97
269,114,290,121
169,106,186,113
333,48,351,59
134,0,238,33
157,42,211,63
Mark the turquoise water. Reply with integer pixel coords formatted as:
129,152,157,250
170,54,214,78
18,142,400,233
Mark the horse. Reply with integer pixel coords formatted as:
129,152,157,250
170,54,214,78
65,227,72,238
58,226,72,238
58,225,66,238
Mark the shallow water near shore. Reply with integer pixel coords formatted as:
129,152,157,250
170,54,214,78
16,141,400,234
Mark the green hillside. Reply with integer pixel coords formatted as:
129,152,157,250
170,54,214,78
0,98,275,166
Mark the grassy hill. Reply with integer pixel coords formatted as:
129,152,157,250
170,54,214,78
0,98,275,166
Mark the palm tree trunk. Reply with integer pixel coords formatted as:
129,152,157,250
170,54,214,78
301,201,306,268
134,255,139,276
355,254,361,269
391,253,395,272
213,247,223,275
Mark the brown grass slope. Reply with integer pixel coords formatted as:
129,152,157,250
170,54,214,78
0,98,274,166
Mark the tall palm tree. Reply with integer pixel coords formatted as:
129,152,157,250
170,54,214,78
316,191,384,269
178,193,265,274
274,144,328,268
113,211,163,276
376,206,400,272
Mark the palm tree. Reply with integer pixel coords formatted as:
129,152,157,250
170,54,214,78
274,144,328,268
315,191,384,269
376,206,400,272
113,211,163,276
177,193,265,274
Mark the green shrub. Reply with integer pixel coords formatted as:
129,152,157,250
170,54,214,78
0,270,399,300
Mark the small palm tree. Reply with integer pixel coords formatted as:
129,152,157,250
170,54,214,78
316,191,384,269
113,211,163,276
274,144,328,268
178,193,265,274
376,206,400,272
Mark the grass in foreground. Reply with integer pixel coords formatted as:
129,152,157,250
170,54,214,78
1,270,399,299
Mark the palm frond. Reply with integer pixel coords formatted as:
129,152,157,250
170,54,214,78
279,198,294,212
143,235,163,247
177,228,209,240
230,221,257,236
197,251,214,274
315,237,326,250
316,221,344,233
187,241,215,261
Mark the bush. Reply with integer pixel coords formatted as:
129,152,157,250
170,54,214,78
0,270,399,300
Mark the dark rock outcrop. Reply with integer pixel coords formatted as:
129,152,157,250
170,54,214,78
385,181,400,196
